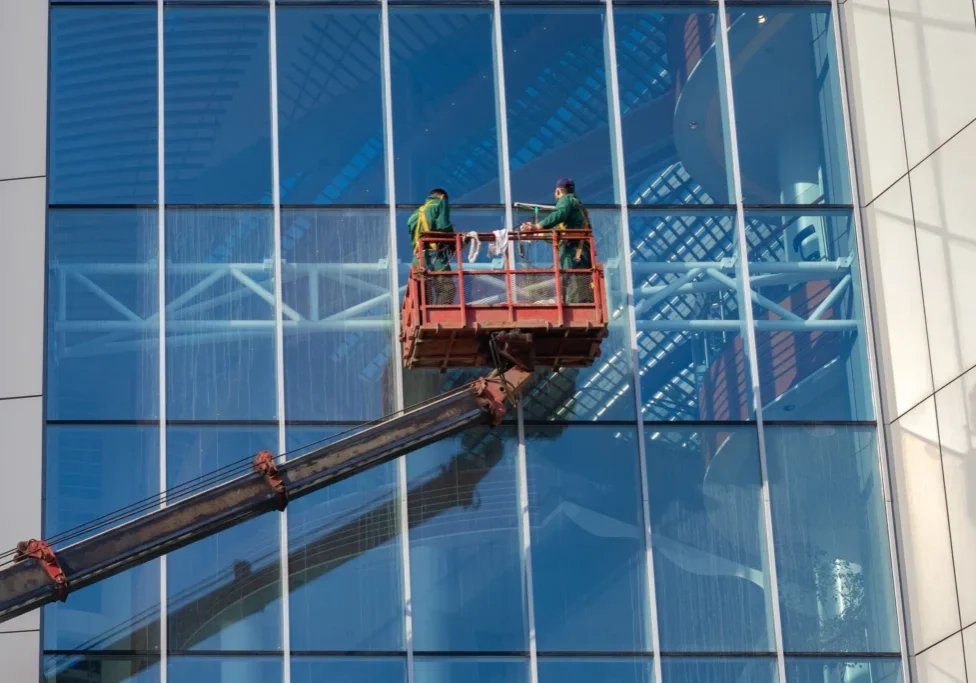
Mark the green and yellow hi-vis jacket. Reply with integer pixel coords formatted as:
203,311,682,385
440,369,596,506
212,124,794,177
537,193,591,260
407,195,454,252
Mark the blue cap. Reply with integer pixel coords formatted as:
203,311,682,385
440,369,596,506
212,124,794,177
556,177,574,190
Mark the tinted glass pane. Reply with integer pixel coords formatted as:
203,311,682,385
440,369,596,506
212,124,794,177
766,426,899,653
414,659,529,683
44,656,159,683
287,428,403,651
538,659,653,683
390,8,500,204
47,209,159,421
281,209,395,421
292,658,406,683
407,427,526,651
277,8,385,205
503,7,615,205
661,658,777,683
43,427,160,651
166,427,282,651
630,211,751,421
50,7,158,204
615,8,731,205
646,426,773,652
165,209,277,421
167,657,282,683
728,8,850,205
745,211,872,422
164,7,273,204
526,426,648,652
786,658,902,683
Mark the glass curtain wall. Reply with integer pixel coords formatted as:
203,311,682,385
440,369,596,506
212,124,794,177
43,0,902,682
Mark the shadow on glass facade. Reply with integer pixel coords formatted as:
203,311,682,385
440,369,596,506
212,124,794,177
43,0,903,682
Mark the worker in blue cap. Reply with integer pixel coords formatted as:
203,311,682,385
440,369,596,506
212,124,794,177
520,177,593,303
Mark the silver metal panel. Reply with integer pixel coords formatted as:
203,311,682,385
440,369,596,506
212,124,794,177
0,0,47,181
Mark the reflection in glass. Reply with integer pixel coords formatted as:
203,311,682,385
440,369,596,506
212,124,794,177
745,211,872,422
538,659,653,683
614,8,731,205
766,426,899,653
165,209,277,421
277,8,385,205
43,656,159,683
287,429,403,652
407,428,526,652
50,7,158,204
630,211,750,421
43,427,160,652
47,209,159,421
526,426,647,652
661,658,777,683
503,7,614,205
646,427,772,652
785,657,902,683
515,207,635,421
292,657,406,683
168,657,282,683
728,8,850,205
414,658,529,683
165,7,273,204
281,210,395,421
390,8,500,203
166,427,281,651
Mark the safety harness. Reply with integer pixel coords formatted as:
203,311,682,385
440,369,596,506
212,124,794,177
555,196,591,263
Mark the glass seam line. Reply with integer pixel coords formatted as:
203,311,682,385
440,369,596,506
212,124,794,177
602,0,661,675
267,0,292,678
714,2,787,680
378,0,415,678
156,0,168,677
490,2,539,680
830,0,911,677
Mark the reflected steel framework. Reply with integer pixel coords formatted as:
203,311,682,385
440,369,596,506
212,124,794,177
41,0,908,681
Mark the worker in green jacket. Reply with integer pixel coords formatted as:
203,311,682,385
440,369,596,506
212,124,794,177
407,188,456,305
520,178,593,303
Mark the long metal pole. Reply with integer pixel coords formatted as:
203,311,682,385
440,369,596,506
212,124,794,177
156,0,168,678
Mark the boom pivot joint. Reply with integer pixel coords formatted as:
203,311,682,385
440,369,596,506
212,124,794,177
254,451,288,511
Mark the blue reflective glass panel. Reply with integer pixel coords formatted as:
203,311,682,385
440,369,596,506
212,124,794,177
44,656,159,683
43,427,160,651
414,658,529,683
646,426,772,652
630,211,751,421
728,8,850,205
745,211,872,422
166,427,281,651
281,209,395,421
164,7,273,204
165,209,277,421
514,207,635,421
503,7,615,205
50,7,158,204
287,428,403,651
661,658,777,683
292,657,406,683
539,659,653,683
47,209,159,421
407,427,526,651
167,657,282,683
390,8,500,204
526,426,648,652
766,426,899,653
277,8,385,205
614,8,731,205
786,658,902,683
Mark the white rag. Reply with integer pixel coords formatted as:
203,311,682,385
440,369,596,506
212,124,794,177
464,231,480,263
488,228,509,258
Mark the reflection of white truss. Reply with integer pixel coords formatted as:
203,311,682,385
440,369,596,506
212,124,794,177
633,257,857,333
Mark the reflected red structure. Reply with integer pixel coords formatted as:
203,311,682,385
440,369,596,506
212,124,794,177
400,230,609,370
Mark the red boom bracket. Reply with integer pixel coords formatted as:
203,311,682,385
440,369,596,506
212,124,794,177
473,367,535,425
254,450,288,511
14,540,68,602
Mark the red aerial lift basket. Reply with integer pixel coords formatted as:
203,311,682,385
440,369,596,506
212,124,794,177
400,230,609,370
